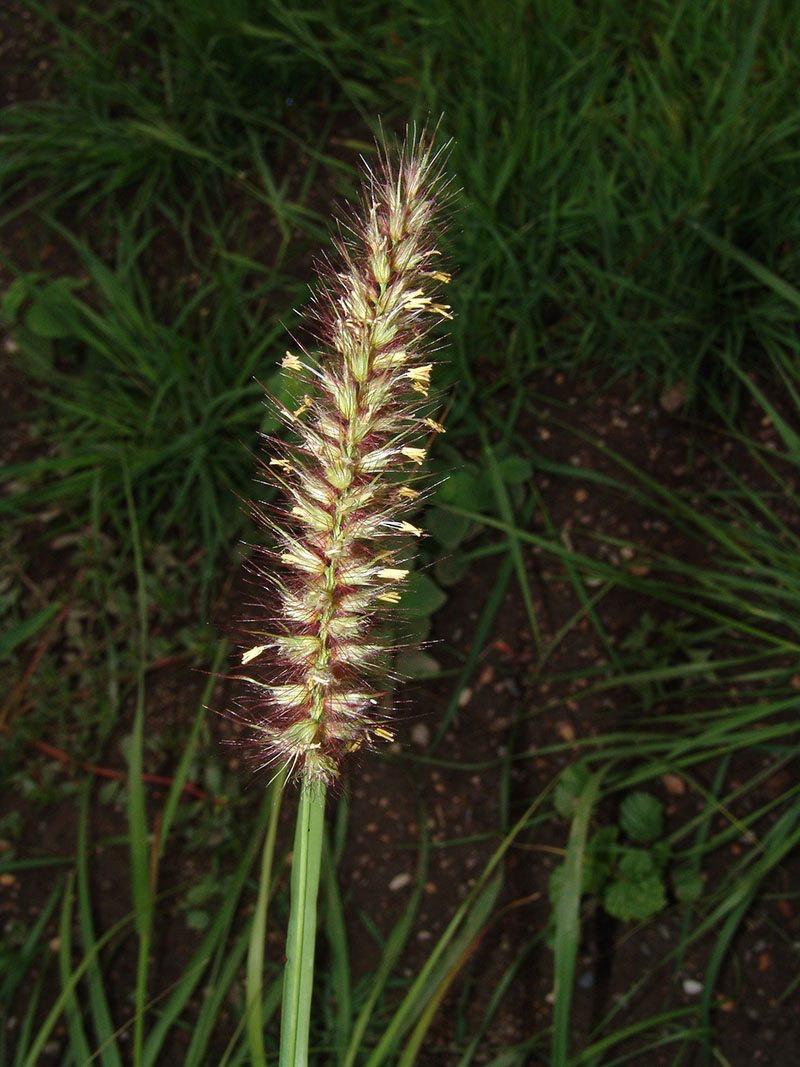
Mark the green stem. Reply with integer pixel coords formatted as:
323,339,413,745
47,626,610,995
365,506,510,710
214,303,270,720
247,766,287,1067
280,777,327,1067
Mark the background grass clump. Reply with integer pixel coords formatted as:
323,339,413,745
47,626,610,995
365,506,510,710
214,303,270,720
3,1,800,1064
4,0,799,567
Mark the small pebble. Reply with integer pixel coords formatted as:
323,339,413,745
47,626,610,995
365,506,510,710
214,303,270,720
660,381,686,413
662,773,686,796
411,722,431,748
557,722,576,742
388,872,412,892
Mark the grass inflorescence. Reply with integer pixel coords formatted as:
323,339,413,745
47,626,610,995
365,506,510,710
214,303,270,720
236,128,453,786
3,1,800,1064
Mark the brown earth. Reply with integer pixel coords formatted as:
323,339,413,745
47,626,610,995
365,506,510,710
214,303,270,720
3,367,799,1065
2,5,799,1064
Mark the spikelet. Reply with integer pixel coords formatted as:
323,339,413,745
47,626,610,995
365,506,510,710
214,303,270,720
235,125,453,787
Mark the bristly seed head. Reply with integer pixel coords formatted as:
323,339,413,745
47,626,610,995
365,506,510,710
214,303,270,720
233,123,453,787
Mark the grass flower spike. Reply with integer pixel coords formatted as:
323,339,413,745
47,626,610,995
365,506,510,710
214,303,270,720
240,126,452,788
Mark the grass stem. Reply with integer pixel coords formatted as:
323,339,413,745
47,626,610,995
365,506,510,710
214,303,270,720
279,780,327,1067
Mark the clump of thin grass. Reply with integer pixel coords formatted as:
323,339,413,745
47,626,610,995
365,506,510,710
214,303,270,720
5,3,800,1065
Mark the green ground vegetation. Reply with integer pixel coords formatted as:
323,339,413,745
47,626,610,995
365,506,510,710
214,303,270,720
2,1,800,1064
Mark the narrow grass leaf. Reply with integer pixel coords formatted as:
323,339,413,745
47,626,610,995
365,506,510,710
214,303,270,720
552,768,605,1067
0,603,61,659
122,454,153,1062
483,438,541,653
431,550,516,752
77,789,124,1067
157,641,230,861
322,829,351,1067
141,788,278,1067
245,768,286,1067
689,222,800,314
362,785,555,1067
396,873,503,1067
342,829,430,1067
20,878,134,1067
0,876,61,1006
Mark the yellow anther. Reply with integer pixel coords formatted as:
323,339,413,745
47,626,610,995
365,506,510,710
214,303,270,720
428,270,451,283
282,351,303,372
423,417,446,434
377,590,402,604
398,521,423,537
242,644,268,665
293,394,313,418
407,364,432,386
406,363,432,396
401,447,427,465
372,726,395,741
378,568,409,581
396,485,420,500
270,457,293,472
403,289,429,311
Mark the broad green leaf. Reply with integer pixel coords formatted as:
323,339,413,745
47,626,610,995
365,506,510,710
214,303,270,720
2,278,29,322
399,612,432,645
434,551,468,587
426,506,471,549
399,572,447,617
547,825,619,903
672,864,704,903
25,279,83,339
583,826,619,896
435,468,488,510
395,649,442,678
618,791,664,842
497,455,533,484
604,850,667,922
185,910,210,931
13,326,54,379
554,761,591,819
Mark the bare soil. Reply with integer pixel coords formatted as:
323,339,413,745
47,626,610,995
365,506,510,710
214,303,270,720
2,7,799,1063
4,367,799,1065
